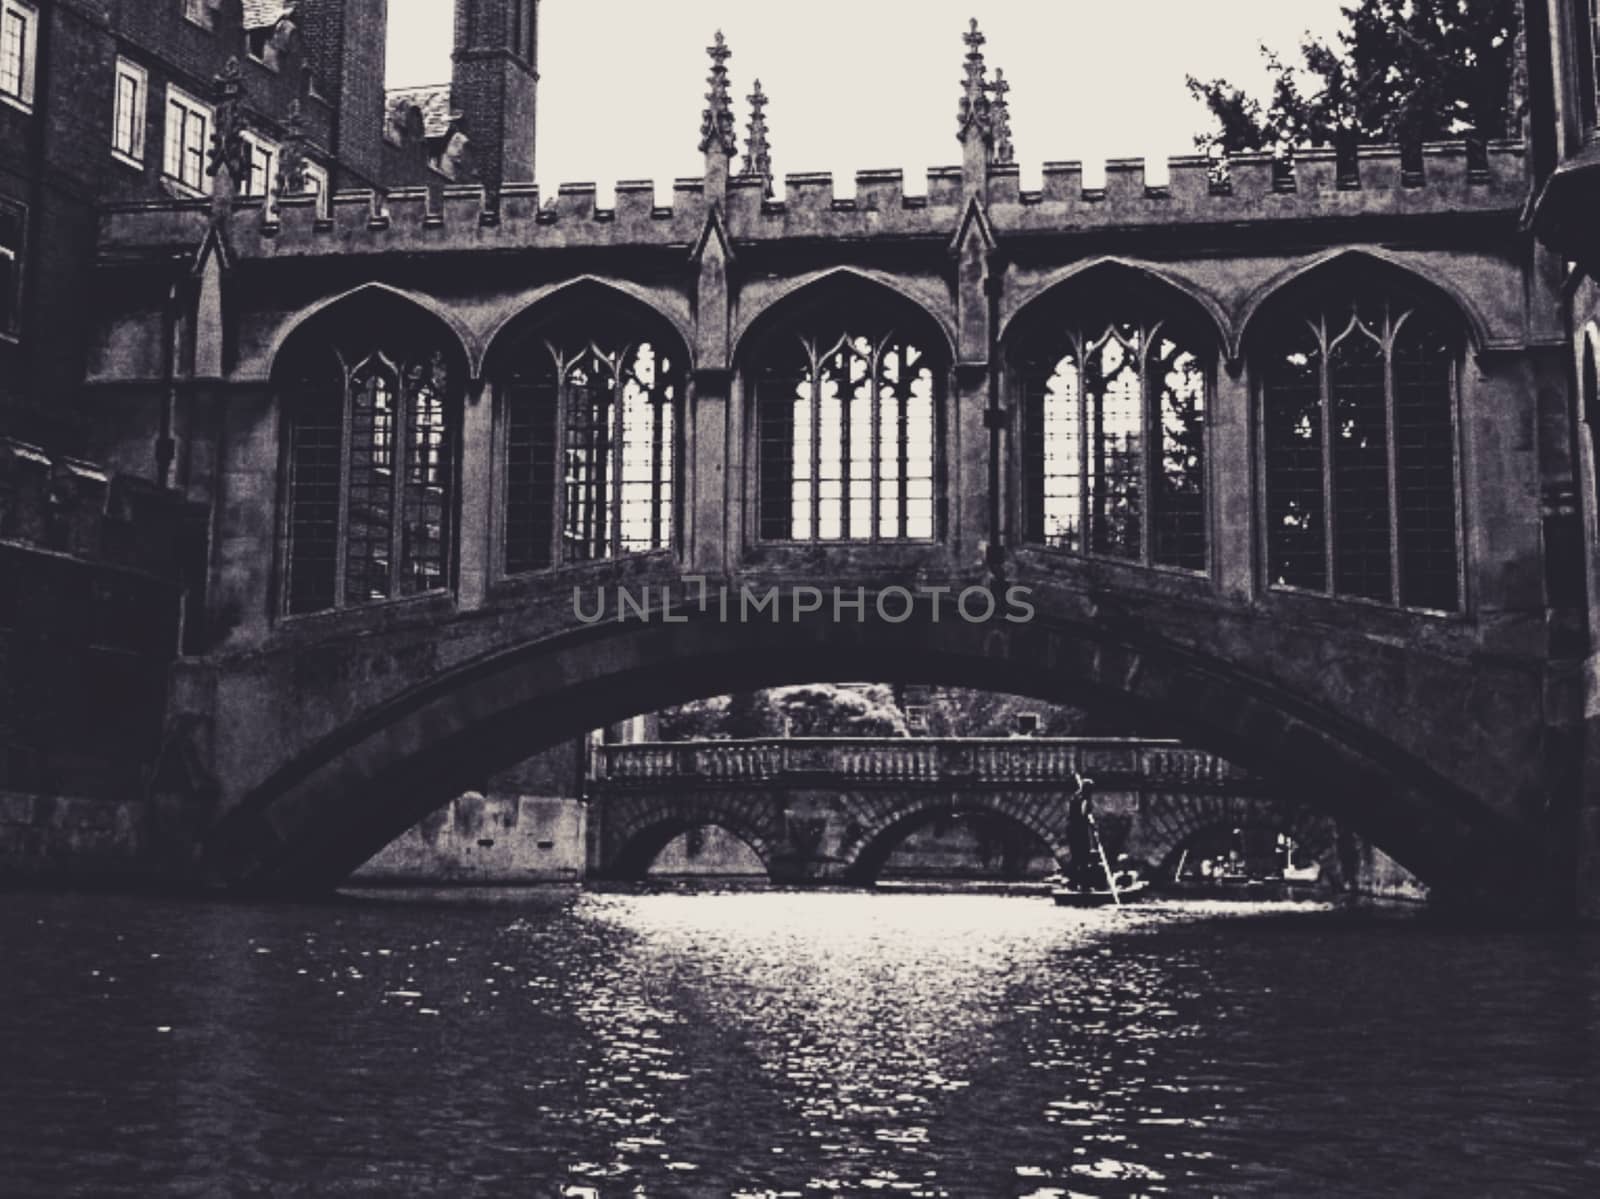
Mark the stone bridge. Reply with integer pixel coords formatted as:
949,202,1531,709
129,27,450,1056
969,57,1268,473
587,737,1331,883
76,31,1597,914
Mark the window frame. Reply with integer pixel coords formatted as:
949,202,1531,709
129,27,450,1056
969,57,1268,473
301,160,330,218
1014,314,1214,576
496,333,682,577
162,83,213,196
0,0,38,113
182,0,216,32
279,346,459,618
0,197,24,341
111,57,148,168
240,128,278,211
753,328,945,546
1253,297,1466,614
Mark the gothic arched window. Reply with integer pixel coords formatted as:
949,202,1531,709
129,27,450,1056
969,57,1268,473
756,329,940,541
1259,295,1460,611
500,333,678,574
1018,316,1209,571
282,345,455,615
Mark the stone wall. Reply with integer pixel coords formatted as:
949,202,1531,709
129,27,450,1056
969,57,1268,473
353,792,585,884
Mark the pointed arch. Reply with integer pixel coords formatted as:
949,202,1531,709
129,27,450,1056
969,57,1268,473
479,275,694,380
1006,257,1219,572
484,277,690,574
267,282,476,381
1234,247,1491,361
1251,248,1467,610
732,267,957,365
1000,257,1232,353
739,269,953,545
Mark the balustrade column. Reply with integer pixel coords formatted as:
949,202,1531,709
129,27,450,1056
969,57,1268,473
457,376,494,610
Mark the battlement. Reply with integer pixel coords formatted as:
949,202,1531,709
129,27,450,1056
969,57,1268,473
0,438,193,581
97,141,1527,260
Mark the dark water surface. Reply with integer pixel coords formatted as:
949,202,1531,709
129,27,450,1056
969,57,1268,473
2,889,1598,1196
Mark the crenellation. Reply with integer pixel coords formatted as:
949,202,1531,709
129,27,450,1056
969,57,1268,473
1227,152,1276,199
727,174,768,223
1293,149,1339,196
786,172,836,213
1165,156,1212,205
987,162,1021,206
273,193,319,245
1104,159,1147,204
384,187,430,230
854,169,904,212
96,141,1529,260
499,182,541,226
926,166,962,207
1356,146,1403,191
556,183,598,221
1039,161,1082,203
614,180,659,229
441,185,486,228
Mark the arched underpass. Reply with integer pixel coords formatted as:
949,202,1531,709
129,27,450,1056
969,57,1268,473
200,604,1547,911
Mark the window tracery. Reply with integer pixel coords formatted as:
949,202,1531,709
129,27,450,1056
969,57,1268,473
501,331,678,573
1260,295,1460,610
756,329,939,542
282,343,454,615
1019,316,1208,572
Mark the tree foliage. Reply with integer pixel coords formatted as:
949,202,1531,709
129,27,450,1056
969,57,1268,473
655,684,910,740
1187,0,1521,156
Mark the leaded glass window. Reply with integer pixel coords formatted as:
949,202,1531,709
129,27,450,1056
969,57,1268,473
282,347,455,615
501,337,677,572
757,331,939,542
1020,318,1208,571
1260,297,1460,610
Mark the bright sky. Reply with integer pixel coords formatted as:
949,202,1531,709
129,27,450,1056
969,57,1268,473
386,1,1349,200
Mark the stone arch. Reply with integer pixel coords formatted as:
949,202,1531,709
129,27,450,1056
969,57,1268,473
1233,247,1491,361
199,596,1542,906
836,791,1070,883
1120,794,1335,875
731,267,957,366
267,282,477,380
1000,257,1233,355
479,276,695,379
599,790,782,880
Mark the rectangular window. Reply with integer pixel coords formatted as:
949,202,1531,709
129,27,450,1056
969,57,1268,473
302,160,330,218
183,0,215,31
240,129,277,207
0,201,23,337
163,85,212,194
112,58,148,165
0,0,37,111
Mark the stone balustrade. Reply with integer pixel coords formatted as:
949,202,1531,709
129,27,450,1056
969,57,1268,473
591,737,1255,790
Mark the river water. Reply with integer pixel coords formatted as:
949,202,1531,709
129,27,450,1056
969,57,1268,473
2,889,1597,1196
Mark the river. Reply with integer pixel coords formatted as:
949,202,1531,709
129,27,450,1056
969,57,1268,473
1,889,1597,1196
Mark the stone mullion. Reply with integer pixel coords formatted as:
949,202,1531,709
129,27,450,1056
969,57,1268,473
1212,357,1254,601
333,367,353,608
387,374,408,597
456,375,493,610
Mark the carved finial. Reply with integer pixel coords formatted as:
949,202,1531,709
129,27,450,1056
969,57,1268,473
699,30,737,157
742,79,773,197
988,69,1014,164
275,99,308,198
957,18,990,143
207,57,248,185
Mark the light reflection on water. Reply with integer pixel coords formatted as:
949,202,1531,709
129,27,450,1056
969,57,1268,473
1,890,1597,1195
